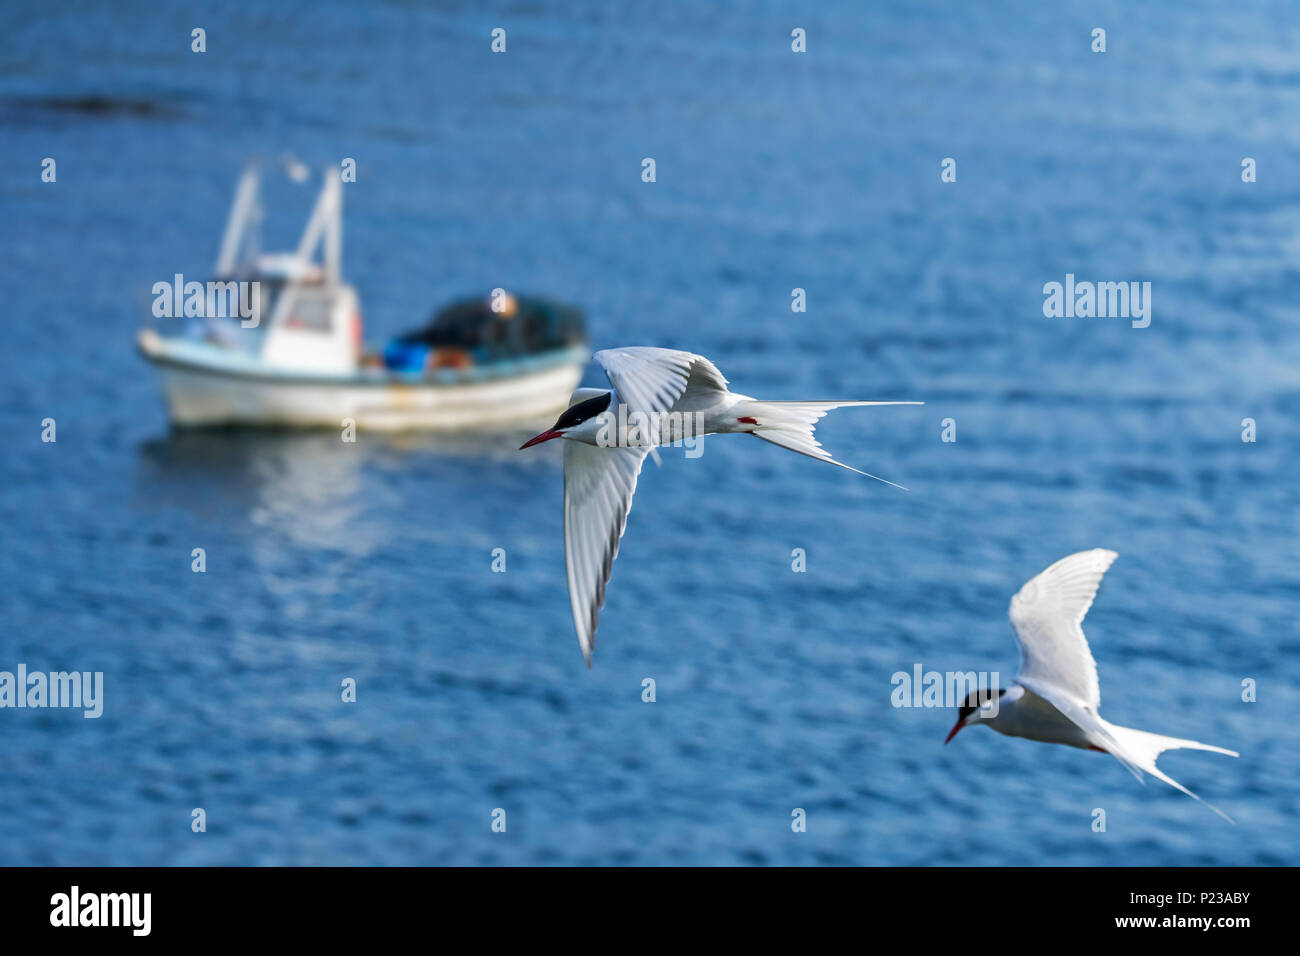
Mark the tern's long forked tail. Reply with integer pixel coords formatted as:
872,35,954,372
1101,719,1239,822
735,399,922,490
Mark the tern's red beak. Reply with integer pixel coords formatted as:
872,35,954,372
520,428,563,449
944,719,965,745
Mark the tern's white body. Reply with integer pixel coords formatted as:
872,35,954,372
951,549,1239,820
980,685,1098,750
524,346,923,666
561,385,754,446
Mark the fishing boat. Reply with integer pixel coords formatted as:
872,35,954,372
138,163,588,430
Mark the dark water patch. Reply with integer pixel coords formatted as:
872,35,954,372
2,93,180,120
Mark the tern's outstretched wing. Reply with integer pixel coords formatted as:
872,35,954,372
563,438,652,666
593,347,730,416
1009,549,1146,778
1009,548,1117,710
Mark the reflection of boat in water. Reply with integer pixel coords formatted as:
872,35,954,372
138,163,588,430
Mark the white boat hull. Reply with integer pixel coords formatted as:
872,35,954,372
140,331,585,431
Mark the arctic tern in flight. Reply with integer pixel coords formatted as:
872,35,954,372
945,548,1239,820
519,347,922,666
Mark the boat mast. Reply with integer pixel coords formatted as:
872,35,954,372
294,170,342,286
215,164,261,278
265,169,344,331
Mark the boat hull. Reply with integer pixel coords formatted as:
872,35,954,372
140,332,585,431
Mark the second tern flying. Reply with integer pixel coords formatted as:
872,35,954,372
945,548,1239,820
519,346,922,666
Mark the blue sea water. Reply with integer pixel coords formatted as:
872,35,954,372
0,0,1297,865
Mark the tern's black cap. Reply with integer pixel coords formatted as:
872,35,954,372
956,686,1007,721
554,391,611,430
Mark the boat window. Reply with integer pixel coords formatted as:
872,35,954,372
286,288,334,332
